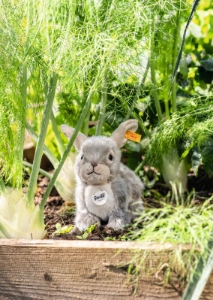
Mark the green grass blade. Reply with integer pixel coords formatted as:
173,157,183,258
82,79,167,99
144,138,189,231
183,235,213,300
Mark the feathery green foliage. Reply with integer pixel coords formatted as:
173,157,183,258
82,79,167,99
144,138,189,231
57,0,190,130
128,195,213,246
146,98,213,177
125,193,213,288
0,0,93,238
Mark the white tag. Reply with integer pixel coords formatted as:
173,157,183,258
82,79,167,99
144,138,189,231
92,189,107,205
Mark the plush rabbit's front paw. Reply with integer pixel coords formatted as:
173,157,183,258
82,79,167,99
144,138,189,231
75,212,100,232
107,215,125,231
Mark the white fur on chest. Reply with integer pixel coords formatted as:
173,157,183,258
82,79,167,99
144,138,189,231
85,184,115,221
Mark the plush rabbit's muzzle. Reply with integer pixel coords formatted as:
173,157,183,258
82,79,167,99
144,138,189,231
79,162,110,185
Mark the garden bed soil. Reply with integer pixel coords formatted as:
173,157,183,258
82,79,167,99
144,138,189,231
37,166,213,240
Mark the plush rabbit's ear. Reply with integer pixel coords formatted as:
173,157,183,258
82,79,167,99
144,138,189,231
60,125,87,152
110,119,138,148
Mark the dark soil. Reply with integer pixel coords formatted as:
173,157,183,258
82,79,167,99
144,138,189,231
34,165,213,241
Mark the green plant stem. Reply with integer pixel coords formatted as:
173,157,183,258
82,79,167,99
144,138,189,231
26,73,58,207
118,97,151,138
23,161,52,180
125,59,150,121
79,90,90,136
171,79,177,114
183,235,213,300
132,111,151,138
50,111,65,156
17,61,27,187
164,99,170,119
82,101,90,136
171,10,181,113
96,76,107,135
0,178,6,193
170,0,200,88
162,63,170,119
135,158,146,175
40,91,92,210
26,122,59,168
150,56,162,122
150,21,163,122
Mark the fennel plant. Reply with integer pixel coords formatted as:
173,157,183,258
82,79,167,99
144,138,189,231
1,0,138,238
131,0,202,193
0,0,94,238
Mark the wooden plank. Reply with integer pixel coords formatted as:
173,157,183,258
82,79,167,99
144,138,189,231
0,240,212,300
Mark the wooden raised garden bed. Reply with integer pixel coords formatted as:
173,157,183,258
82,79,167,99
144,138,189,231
0,239,212,299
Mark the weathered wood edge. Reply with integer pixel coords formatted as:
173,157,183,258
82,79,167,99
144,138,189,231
0,239,211,300
0,239,194,250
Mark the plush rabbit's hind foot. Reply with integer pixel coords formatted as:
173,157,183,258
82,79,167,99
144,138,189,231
107,209,131,231
107,217,125,231
128,200,144,220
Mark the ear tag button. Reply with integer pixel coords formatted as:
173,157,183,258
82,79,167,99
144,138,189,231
92,189,107,205
125,130,141,143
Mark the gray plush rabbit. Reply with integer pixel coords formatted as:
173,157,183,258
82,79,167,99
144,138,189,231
61,119,144,232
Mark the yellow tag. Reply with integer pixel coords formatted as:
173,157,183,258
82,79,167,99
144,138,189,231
125,131,141,143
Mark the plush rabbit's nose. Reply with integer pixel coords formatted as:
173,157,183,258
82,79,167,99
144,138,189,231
91,163,97,167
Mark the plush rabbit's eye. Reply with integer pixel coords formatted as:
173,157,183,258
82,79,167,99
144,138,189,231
108,154,113,161
81,154,84,160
